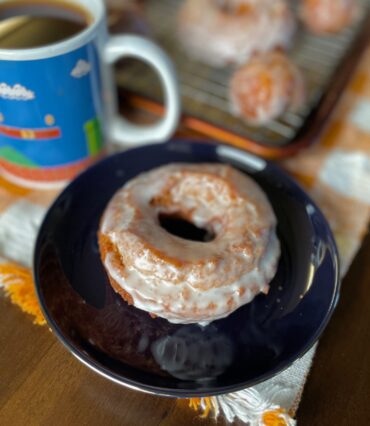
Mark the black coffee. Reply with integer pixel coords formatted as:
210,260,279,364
0,0,92,49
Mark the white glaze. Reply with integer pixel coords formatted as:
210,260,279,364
100,163,280,324
104,233,279,324
177,0,296,67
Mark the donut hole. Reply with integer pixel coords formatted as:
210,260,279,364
158,213,215,242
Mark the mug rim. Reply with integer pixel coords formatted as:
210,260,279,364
0,0,105,60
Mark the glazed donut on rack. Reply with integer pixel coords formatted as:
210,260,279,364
98,163,280,325
229,50,305,126
300,0,359,35
177,0,296,67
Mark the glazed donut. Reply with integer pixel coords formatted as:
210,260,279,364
177,0,296,67
300,0,358,34
98,163,280,325
229,51,305,126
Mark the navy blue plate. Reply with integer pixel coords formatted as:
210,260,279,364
34,140,340,397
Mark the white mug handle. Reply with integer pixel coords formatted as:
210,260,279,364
103,35,180,146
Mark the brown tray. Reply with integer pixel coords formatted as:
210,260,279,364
115,0,370,158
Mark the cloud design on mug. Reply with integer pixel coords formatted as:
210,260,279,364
0,83,35,101
71,59,91,78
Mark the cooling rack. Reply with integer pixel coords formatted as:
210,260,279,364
115,0,370,158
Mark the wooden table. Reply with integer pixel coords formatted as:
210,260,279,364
0,119,369,426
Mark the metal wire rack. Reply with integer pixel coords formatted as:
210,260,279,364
116,0,370,151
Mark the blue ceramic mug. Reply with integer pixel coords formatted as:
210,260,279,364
0,0,180,188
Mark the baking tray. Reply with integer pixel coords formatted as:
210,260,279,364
114,0,370,158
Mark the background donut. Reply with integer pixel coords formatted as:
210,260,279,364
229,51,305,125
177,0,296,67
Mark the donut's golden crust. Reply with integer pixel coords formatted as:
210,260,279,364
98,233,134,305
98,163,280,324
